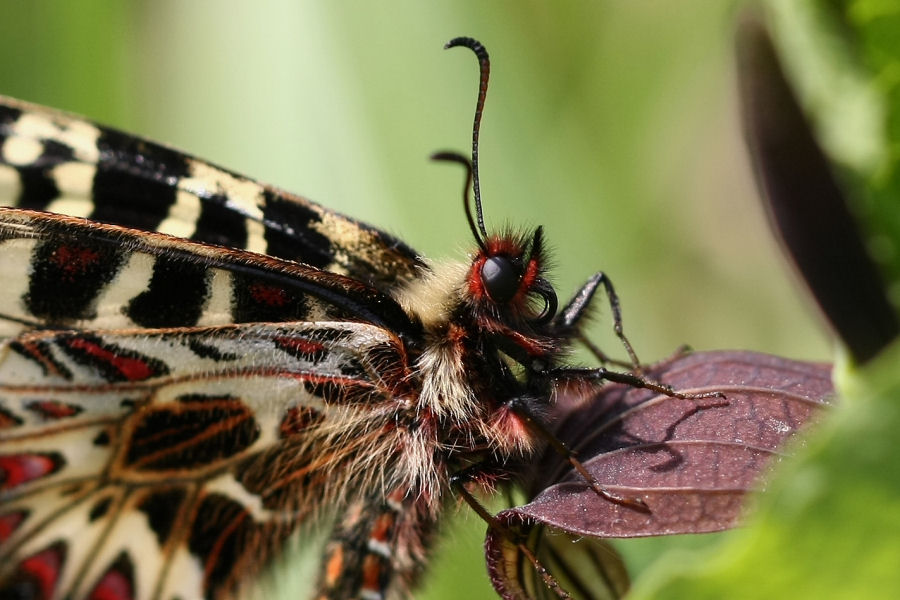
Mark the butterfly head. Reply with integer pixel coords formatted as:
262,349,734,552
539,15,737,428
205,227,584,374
468,228,557,326
434,38,560,332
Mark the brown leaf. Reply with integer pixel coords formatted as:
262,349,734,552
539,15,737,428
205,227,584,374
485,350,832,599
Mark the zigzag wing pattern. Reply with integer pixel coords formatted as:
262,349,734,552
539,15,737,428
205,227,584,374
0,320,413,600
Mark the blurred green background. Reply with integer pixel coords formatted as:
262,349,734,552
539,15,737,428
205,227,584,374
0,1,835,599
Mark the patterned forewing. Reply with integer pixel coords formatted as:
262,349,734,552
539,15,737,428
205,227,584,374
0,98,430,599
0,320,413,599
0,96,424,292
0,208,419,340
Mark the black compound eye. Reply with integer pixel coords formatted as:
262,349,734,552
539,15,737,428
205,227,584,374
481,256,520,303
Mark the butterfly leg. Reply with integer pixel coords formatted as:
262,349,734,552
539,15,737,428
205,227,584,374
450,469,573,600
552,273,726,401
553,271,642,371
315,487,434,600
507,397,650,512
547,366,726,400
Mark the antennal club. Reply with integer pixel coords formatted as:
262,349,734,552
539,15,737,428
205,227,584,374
445,36,490,242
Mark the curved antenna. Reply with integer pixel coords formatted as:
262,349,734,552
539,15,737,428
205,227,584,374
431,151,487,252
445,37,490,241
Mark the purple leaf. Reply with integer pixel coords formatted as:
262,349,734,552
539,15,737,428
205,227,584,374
486,350,832,599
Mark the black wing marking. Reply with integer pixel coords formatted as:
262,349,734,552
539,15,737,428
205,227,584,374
0,208,422,342
0,96,426,292
0,320,412,600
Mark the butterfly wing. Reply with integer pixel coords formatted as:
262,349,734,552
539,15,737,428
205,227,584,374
0,96,425,293
0,208,421,599
0,95,434,599
0,208,420,339
0,319,412,600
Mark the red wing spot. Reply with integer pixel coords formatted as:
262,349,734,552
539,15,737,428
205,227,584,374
273,336,328,363
0,453,63,490
25,400,83,420
88,562,134,600
0,510,27,542
17,542,66,600
249,282,289,307
275,337,325,355
64,338,157,381
50,244,102,279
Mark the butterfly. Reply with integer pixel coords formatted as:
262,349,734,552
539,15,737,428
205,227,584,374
0,37,728,600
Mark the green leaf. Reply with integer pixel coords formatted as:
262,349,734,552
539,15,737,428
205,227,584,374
628,3,900,598
767,1,900,296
